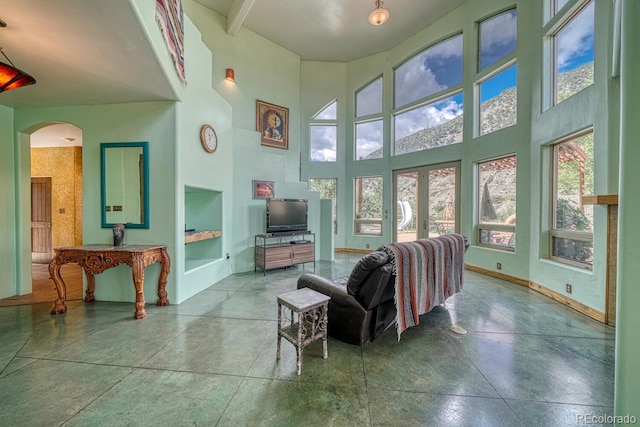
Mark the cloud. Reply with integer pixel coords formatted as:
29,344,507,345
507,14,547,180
310,125,337,161
355,120,383,159
479,11,517,69
357,78,383,117
315,101,337,119
557,2,594,69
395,97,463,140
481,11,518,52
395,35,463,107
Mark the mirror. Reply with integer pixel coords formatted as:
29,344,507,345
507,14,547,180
100,142,149,229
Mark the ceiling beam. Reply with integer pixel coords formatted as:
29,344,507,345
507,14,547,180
227,0,255,36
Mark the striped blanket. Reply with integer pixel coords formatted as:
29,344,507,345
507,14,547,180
156,0,186,83
378,234,466,340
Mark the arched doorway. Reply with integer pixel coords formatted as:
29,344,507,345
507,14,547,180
0,122,84,306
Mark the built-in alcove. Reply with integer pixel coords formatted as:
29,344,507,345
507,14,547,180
184,185,222,271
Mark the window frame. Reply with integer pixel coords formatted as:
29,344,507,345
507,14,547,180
475,154,517,252
475,59,518,137
353,175,383,236
354,118,384,161
309,100,338,162
309,177,338,234
355,76,384,161
549,127,594,269
393,32,464,110
477,8,518,72
355,76,383,119
543,0,595,110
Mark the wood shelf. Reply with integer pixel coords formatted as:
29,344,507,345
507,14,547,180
582,194,618,205
185,230,221,244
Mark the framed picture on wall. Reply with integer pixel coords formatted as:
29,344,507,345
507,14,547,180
252,180,275,199
256,99,289,150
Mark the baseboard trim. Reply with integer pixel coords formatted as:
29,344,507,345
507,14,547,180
465,264,606,324
465,264,529,287
529,281,606,323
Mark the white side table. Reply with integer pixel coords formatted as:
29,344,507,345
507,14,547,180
277,288,330,375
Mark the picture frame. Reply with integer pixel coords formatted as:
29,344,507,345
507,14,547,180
252,180,275,199
256,99,289,150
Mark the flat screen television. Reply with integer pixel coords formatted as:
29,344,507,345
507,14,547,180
266,198,308,234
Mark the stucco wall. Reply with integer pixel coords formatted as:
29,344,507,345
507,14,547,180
31,146,83,249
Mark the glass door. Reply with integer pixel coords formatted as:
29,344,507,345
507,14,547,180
394,162,460,242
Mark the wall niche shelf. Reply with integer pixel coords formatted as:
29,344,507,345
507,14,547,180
185,230,222,244
184,186,222,272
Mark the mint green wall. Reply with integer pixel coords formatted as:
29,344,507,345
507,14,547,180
173,16,234,301
183,0,321,272
230,128,320,273
185,0,302,184
528,0,614,312
0,105,17,299
13,103,178,305
615,0,640,419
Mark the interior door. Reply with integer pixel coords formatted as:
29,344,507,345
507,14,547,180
394,162,460,242
31,177,52,264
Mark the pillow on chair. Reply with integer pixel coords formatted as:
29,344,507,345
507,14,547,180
346,251,389,295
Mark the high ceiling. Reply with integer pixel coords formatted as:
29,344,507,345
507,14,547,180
0,0,465,109
193,0,466,62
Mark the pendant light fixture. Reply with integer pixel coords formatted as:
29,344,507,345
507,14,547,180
368,0,390,26
1,18,36,93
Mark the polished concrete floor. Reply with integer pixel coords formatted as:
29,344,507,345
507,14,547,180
0,253,614,426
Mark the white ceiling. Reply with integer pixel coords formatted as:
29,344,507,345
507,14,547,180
0,0,465,109
194,0,466,62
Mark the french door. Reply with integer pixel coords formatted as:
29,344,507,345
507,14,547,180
394,162,460,242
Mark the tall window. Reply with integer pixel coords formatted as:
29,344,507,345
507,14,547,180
310,101,337,162
393,34,464,155
355,77,383,160
548,1,594,106
477,155,517,250
475,9,518,137
551,129,594,268
354,176,383,236
309,178,338,234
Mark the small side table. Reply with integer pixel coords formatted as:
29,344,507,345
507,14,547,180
277,288,330,375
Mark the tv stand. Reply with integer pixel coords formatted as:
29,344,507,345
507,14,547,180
255,231,315,276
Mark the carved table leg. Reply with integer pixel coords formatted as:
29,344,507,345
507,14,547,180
84,270,96,303
156,247,170,306
49,256,67,314
131,253,146,319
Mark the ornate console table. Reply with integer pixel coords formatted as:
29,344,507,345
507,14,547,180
48,244,171,319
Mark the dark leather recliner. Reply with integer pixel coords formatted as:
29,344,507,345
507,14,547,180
296,251,396,346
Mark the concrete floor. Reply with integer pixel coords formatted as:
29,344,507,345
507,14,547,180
0,253,614,426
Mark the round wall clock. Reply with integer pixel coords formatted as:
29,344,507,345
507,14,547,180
200,124,218,153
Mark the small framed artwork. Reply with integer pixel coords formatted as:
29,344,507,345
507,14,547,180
252,180,275,199
256,99,289,150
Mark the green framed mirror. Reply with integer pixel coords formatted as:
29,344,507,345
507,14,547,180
100,142,149,229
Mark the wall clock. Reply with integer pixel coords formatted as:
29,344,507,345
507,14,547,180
200,124,218,153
